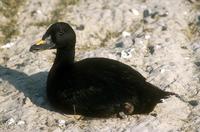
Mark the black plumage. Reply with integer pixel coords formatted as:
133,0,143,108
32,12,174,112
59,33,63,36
30,22,176,117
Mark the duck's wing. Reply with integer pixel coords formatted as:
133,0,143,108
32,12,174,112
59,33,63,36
59,70,137,105
56,58,144,106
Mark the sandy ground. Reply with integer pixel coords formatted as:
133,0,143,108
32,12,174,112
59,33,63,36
0,0,200,131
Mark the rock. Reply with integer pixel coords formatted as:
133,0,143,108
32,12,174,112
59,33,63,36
76,24,85,31
130,9,140,16
23,97,32,107
161,26,167,31
121,48,134,59
194,62,200,67
115,42,124,48
189,100,198,107
146,65,153,73
6,118,15,125
122,31,131,37
148,45,155,54
160,69,165,73
145,34,151,40
17,120,25,125
0,42,15,49
57,119,66,127
143,9,150,18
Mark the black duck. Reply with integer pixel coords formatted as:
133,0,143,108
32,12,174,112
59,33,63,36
30,22,176,117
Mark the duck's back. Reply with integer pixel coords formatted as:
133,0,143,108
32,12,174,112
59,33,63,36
74,58,146,84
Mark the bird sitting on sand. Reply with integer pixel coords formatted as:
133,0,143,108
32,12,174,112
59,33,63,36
30,22,176,118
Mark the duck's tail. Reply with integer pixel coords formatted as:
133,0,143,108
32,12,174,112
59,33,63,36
135,82,179,114
144,82,178,103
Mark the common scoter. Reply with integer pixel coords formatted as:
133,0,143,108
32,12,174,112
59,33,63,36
30,22,176,117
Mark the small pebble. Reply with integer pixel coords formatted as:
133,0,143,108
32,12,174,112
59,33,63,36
146,66,153,73
36,10,42,14
40,127,45,130
161,26,167,31
115,42,124,48
150,113,157,117
181,46,187,49
23,97,32,106
1,42,15,49
189,100,198,107
198,15,200,21
6,118,15,125
121,49,134,59
155,45,162,49
143,9,150,18
184,11,187,15
122,31,131,37
145,34,151,40
139,40,144,44
160,69,165,73
17,120,25,125
159,13,168,17
160,99,166,103
76,24,85,30
194,62,200,67
57,119,65,127
131,9,139,16
148,45,154,54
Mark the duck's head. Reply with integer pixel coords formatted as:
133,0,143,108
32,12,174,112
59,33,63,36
30,22,76,52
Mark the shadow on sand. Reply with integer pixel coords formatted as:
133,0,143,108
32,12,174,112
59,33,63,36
0,65,54,111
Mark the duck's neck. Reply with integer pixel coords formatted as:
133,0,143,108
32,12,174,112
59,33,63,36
54,48,75,66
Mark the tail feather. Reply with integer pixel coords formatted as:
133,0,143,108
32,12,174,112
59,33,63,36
162,91,179,98
135,82,178,114
144,82,177,102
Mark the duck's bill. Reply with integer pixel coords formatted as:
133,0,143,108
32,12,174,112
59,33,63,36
30,38,55,52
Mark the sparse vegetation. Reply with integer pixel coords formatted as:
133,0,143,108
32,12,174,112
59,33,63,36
34,0,79,27
183,21,200,40
190,1,200,10
0,0,79,44
99,31,121,47
0,0,25,18
0,19,19,43
181,1,200,40
0,0,26,44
